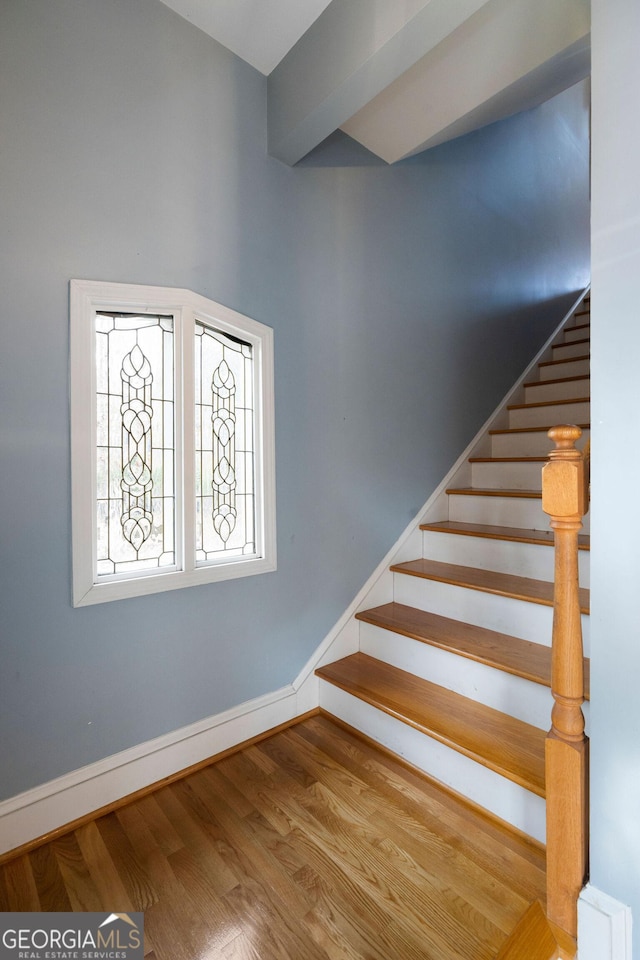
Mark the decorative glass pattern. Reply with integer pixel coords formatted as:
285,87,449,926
95,313,175,577
120,344,154,550
195,322,255,563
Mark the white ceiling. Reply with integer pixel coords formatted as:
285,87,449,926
158,0,333,75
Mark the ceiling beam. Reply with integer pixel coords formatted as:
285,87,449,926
267,0,492,165
341,0,590,164
268,0,590,166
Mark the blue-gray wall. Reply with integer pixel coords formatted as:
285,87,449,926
591,0,640,949
0,0,589,800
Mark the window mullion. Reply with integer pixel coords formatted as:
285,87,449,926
180,307,195,573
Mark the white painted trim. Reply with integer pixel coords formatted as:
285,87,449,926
0,684,299,856
294,287,590,703
578,885,633,960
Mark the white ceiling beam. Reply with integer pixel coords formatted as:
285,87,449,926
341,0,590,163
267,0,493,165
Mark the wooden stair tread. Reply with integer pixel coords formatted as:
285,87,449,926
556,333,589,342
446,486,542,498
390,558,590,613
523,374,589,388
316,653,546,796
508,396,589,411
468,456,547,463
565,325,590,336
357,602,546,686
489,423,589,436
539,354,589,369
420,519,590,551
357,601,590,699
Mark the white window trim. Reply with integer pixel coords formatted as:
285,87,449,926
70,279,276,606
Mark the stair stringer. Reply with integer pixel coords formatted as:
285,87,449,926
293,286,590,716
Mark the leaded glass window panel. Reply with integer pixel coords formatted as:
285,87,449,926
71,280,276,606
195,322,256,563
95,313,176,578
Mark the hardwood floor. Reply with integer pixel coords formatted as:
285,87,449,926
0,715,545,959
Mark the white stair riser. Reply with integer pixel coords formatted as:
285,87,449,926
359,621,553,729
563,326,590,343
448,492,545,529
471,460,545,490
393,571,591,652
537,357,590,379
524,378,590,404
318,682,546,843
552,340,590,360
491,428,590,458
448,491,592,534
421,530,590,586
508,399,590,428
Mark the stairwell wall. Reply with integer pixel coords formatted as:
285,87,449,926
588,0,640,955
0,0,589,809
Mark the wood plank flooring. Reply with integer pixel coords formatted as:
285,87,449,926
0,715,545,960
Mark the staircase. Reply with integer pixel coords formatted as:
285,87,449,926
316,293,590,852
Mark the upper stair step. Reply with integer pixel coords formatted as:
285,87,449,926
523,375,589,404
552,338,590,360
356,601,590,699
445,486,550,529
537,355,589,378
392,554,591,650
490,424,590,458
469,457,547,489
445,485,591,537
508,397,589,429
563,324,590,343
421,519,590,550
420,520,590,585
316,653,546,798
390,558,590,614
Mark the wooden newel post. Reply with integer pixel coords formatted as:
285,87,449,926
542,424,589,939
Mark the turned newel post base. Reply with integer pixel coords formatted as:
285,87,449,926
545,734,589,935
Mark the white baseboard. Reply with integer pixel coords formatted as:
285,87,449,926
578,885,633,960
0,683,301,856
